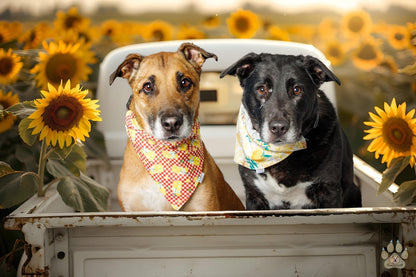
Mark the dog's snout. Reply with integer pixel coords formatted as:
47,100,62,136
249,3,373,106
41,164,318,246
269,119,289,137
161,115,183,132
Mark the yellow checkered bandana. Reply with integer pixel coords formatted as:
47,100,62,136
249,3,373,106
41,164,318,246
125,110,204,210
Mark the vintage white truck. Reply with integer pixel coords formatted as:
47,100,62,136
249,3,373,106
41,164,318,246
5,39,416,277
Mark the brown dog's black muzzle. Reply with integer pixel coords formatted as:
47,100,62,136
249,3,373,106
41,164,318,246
161,113,184,133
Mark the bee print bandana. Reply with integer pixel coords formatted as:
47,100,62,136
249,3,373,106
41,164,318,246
234,105,307,172
125,110,204,210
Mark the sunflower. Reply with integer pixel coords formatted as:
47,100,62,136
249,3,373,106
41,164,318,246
322,40,347,66
267,25,290,41
31,40,94,89
54,7,90,33
19,22,52,50
287,24,316,42
352,38,384,71
341,10,372,39
407,22,416,53
28,80,101,148
142,20,174,42
376,55,398,74
0,22,14,44
177,25,206,40
364,98,416,167
0,48,23,85
0,90,19,133
385,24,410,50
226,9,260,39
318,18,338,39
54,29,97,64
203,15,221,29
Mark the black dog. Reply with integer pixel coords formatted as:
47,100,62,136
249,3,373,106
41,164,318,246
220,53,362,210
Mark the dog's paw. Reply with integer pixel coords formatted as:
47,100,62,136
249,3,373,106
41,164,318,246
381,240,408,269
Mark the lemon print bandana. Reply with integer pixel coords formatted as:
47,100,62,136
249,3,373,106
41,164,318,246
234,105,307,172
125,110,204,210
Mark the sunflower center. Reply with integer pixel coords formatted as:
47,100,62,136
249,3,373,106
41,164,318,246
236,17,249,32
0,57,13,76
43,95,83,131
65,15,81,29
394,32,404,41
0,34,4,43
0,99,10,109
348,16,364,33
45,53,77,84
329,46,341,58
152,30,165,41
382,117,414,153
29,30,37,42
357,44,377,60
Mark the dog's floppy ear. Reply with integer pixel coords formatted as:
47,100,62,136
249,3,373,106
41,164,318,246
303,55,341,87
179,43,218,72
109,53,143,85
220,52,260,83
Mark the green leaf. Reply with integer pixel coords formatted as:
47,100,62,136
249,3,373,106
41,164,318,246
18,117,38,146
393,180,416,206
83,127,111,169
48,144,75,160
378,156,411,195
399,62,416,76
0,173,37,209
46,159,74,178
0,162,18,177
57,173,109,212
47,145,87,178
62,144,87,175
47,160,109,211
6,101,36,117
46,145,85,175
56,177,84,211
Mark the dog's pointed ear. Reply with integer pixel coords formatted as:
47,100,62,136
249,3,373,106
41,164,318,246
220,52,260,83
109,53,143,86
303,55,341,87
179,43,218,72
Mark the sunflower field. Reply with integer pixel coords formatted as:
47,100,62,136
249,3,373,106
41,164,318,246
0,5,415,209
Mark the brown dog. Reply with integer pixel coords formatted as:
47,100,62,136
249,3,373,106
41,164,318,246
109,43,244,212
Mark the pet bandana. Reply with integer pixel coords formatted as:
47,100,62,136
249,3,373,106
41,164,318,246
125,110,204,210
234,105,307,172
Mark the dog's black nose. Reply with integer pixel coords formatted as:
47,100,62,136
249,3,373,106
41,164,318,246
269,119,289,137
161,115,183,132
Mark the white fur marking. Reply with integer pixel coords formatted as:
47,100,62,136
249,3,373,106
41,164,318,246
253,172,313,209
120,180,168,211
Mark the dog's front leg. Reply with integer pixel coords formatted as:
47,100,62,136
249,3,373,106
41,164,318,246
238,166,270,210
305,182,343,208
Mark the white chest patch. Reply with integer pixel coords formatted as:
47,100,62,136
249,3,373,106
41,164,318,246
253,172,313,209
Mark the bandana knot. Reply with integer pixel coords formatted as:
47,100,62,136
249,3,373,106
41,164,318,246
234,105,307,172
125,110,204,210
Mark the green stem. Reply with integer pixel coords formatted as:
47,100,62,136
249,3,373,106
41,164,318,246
37,140,48,197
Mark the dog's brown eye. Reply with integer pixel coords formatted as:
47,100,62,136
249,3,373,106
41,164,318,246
181,78,192,88
293,86,302,95
257,85,269,95
142,82,153,94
